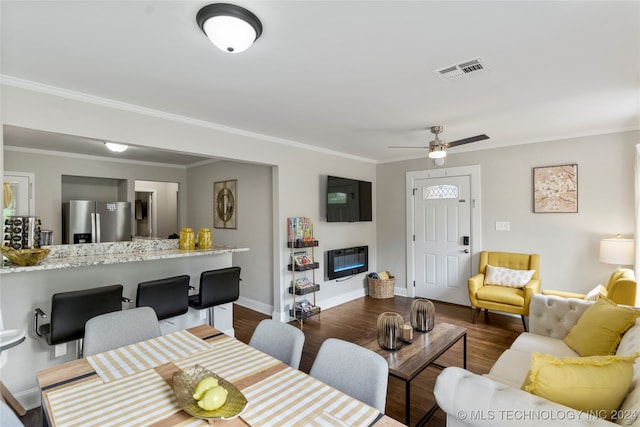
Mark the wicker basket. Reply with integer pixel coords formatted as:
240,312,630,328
368,275,395,299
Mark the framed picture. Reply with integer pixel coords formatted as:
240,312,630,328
533,164,578,213
214,179,237,229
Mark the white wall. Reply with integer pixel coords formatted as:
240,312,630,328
377,131,638,297
1,83,377,317
187,160,274,314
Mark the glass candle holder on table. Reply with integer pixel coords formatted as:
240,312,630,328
377,312,404,350
410,298,435,332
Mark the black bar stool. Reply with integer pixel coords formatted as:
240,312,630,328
188,267,241,327
136,275,191,321
33,284,127,358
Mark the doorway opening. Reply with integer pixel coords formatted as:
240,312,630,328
134,181,178,239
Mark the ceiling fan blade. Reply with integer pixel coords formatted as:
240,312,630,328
446,134,489,148
388,146,429,149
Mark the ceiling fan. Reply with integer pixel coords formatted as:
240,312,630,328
390,126,489,159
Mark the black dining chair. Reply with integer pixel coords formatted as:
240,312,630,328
136,275,191,321
188,267,241,327
33,284,127,358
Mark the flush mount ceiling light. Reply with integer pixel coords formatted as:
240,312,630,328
105,142,128,153
196,3,263,53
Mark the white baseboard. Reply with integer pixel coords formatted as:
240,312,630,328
271,288,369,321
13,386,41,411
394,287,407,297
235,296,273,316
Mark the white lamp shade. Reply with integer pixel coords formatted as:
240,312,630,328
599,237,635,266
202,15,257,53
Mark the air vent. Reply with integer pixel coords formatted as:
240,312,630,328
434,57,488,81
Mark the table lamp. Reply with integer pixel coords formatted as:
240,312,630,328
599,235,635,269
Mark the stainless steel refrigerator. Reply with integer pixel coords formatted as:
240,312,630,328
62,200,132,244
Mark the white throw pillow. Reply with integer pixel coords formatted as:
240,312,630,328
484,265,536,288
584,284,607,301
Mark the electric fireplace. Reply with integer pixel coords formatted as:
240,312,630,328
327,246,368,280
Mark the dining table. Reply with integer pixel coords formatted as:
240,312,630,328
37,324,405,426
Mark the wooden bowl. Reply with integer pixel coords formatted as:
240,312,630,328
1,246,50,266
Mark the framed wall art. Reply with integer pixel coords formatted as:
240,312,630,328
533,164,578,213
214,179,237,229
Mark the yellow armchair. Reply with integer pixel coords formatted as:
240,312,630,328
468,251,541,331
543,268,636,306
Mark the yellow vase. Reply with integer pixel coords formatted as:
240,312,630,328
198,228,212,250
179,228,195,250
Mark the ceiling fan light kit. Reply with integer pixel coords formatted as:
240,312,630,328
390,125,490,159
428,146,447,159
196,3,263,53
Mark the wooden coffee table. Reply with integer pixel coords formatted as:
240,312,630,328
356,322,467,426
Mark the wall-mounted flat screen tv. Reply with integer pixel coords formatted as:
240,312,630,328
326,176,372,222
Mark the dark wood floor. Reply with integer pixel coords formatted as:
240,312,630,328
20,296,521,427
235,296,522,426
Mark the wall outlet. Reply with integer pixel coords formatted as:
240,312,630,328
495,221,511,231
54,343,67,357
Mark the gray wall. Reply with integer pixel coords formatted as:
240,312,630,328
186,160,274,313
4,148,188,244
377,130,637,297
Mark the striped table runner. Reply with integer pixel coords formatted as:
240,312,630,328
174,335,281,382
87,330,212,382
46,369,180,427
240,367,382,427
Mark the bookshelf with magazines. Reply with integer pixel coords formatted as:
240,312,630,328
287,217,320,327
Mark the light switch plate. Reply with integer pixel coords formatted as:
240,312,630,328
495,221,511,231
54,343,67,357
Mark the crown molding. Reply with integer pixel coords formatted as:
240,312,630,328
1,75,376,164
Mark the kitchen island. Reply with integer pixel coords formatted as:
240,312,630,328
0,238,249,410
0,238,248,274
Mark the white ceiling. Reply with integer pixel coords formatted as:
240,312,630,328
1,1,639,165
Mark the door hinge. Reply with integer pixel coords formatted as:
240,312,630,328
413,280,416,287
413,234,415,242
412,188,417,196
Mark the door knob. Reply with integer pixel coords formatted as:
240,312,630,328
463,249,469,253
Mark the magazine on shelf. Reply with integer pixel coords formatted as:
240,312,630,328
287,217,315,242
292,251,313,266
292,277,313,289
295,299,315,312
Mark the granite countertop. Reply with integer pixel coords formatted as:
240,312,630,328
0,239,249,274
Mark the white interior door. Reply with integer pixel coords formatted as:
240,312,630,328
3,172,34,217
413,175,471,305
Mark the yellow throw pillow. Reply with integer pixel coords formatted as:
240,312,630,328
563,298,639,356
522,352,639,420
